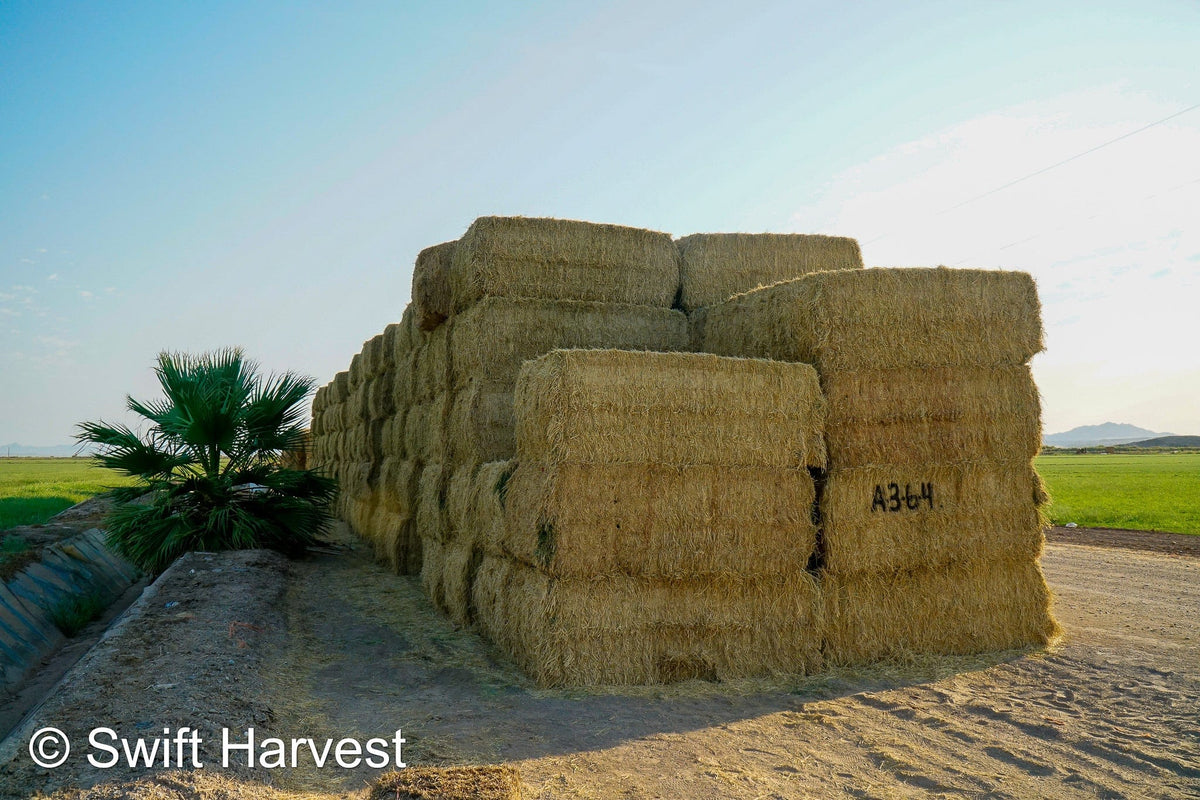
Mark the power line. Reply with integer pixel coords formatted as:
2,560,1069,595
864,100,1200,247
941,101,1200,214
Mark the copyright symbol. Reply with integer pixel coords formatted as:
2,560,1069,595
29,727,70,768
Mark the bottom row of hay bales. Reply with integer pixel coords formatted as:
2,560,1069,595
413,350,1058,686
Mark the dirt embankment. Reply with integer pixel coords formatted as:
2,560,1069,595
4,528,1198,799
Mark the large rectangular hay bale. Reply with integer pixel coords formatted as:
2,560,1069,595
415,325,451,402
471,460,512,557
472,557,823,686
676,232,863,311
440,539,479,627
332,371,350,402
403,393,449,464
822,463,1046,575
515,349,825,468
822,559,1060,665
502,463,816,578
449,216,679,311
415,462,447,543
446,382,516,466
702,267,1044,370
452,298,688,390
413,240,457,332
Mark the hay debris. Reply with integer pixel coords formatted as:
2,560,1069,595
450,215,679,311
368,765,523,800
515,349,826,468
451,298,688,391
413,240,457,332
702,267,1044,370
502,463,816,578
676,231,863,311
822,558,1060,665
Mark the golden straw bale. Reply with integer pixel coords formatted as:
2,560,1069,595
367,376,395,419
381,321,402,368
822,559,1060,665
313,385,328,413
415,462,448,543
368,765,523,800
420,535,446,612
403,393,449,464
502,463,816,578
822,463,1048,575
828,417,1042,469
415,325,451,401
445,463,478,542
472,557,823,687
413,240,457,332
440,539,479,626
515,349,826,468
363,333,385,377
702,267,1044,370
380,411,407,458
451,298,688,390
394,351,416,413
447,382,516,466
349,352,365,390
449,216,679,311
332,371,350,402
676,232,863,311
687,307,709,353
471,461,513,556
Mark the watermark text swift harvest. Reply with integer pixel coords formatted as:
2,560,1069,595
28,727,407,770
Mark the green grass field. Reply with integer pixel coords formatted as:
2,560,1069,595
0,458,134,529
1035,452,1200,535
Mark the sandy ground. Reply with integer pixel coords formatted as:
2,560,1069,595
3,528,1197,798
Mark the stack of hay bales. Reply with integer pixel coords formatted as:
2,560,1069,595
473,349,827,686
701,266,1059,663
675,232,864,350
417,217,689,624
308,308,424,573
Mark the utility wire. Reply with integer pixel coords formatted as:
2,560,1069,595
864,101,1200,246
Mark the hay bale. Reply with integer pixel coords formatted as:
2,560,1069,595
449,216,679,311
368,765,522,800
702,267,1044,370
676,232,863,311
447,382,516,466
822,559,1060,665
380,410,407,458
415,462,447,543
415,325,451,401
413,240,457,332
472,460,513,556
686,306,709,353
452,297,688,390
404,393,449,464
502,463,816,578
371,459,423,575
822,463,1047,575
332,371,350,401
472,557,823,687
420,535,446,611
368,376,395,419
441,539,480,627
515,349,826,468
381,321,402,367
445,463,478,542
394,351,416,413
363,333,387,377
349,352,365,389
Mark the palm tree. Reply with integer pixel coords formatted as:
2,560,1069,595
77,348,335,573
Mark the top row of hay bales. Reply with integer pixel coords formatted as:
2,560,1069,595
411,216,865,329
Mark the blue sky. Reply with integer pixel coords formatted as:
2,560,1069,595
2,0,1198,444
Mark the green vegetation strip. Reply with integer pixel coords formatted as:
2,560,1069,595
0,458,134,529
1036,452,1200,535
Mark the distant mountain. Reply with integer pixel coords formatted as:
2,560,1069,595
1043,423,1171,448
0,442,95,458
1127,435,1200,448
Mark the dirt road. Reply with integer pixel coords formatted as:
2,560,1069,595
5,532,1197,798
258,532,1200,799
